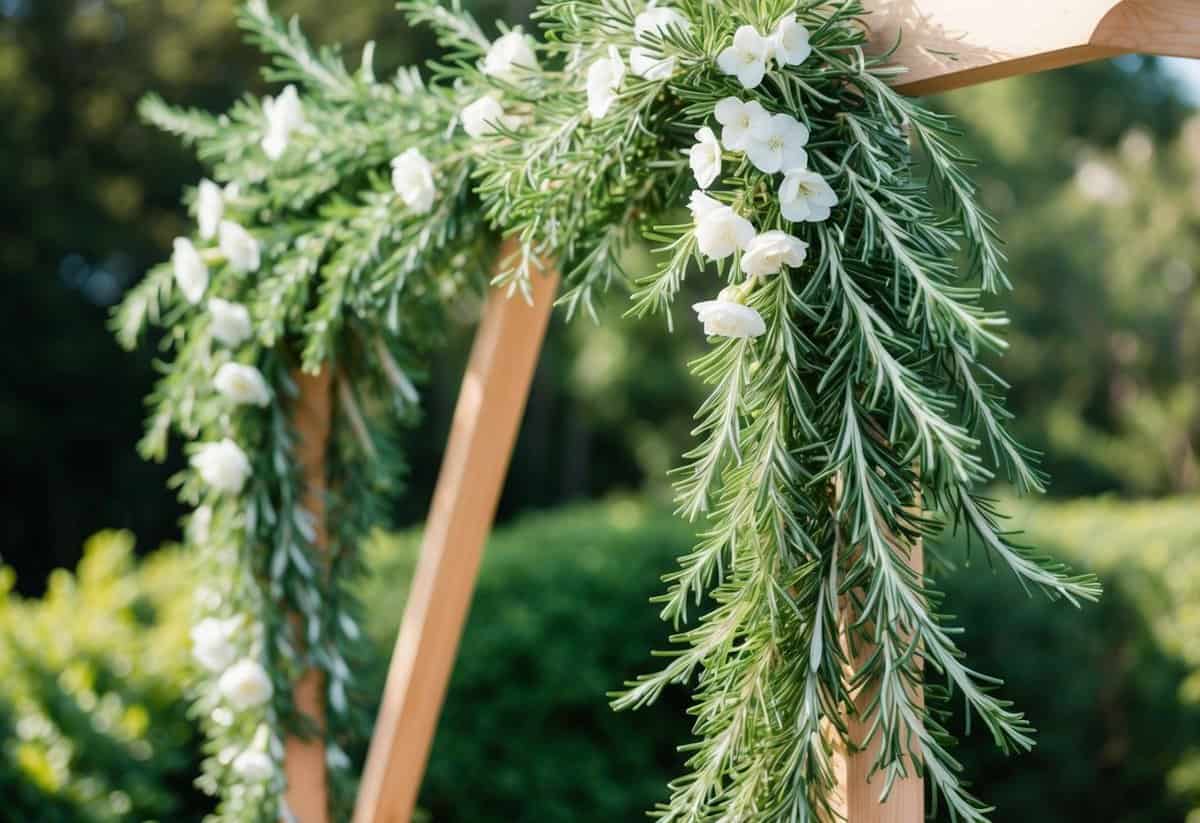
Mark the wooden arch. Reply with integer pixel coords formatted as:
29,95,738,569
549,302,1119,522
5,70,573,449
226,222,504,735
284,2,1200,822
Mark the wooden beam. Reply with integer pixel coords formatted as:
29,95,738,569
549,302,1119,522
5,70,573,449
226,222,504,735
353,253,559,823
865,0,1200,95
286,367,334,823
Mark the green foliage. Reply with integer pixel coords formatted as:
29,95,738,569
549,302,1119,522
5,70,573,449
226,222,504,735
0,0,463,590
46,0,1200,817
0,532,204,823
935,63,1199,497
408,0,1101,815
360,501,697,822
395,497,1200,822
3,500,1200,821
114,3,507,817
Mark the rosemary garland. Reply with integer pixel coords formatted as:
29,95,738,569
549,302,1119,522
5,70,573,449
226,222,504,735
118,0,1100,819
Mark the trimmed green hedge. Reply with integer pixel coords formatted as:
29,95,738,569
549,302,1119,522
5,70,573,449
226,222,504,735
3,498,1200,821
359,501,695,822
939,497,1200,822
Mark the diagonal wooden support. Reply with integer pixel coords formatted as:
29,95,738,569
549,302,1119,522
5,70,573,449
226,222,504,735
353,250,559,823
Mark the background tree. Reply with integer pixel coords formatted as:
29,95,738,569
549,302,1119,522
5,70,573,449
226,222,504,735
0,2,1195,594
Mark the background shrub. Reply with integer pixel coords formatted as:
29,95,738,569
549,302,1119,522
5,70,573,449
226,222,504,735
3,499,1200,821
365,498,1200,822
0,531,203,822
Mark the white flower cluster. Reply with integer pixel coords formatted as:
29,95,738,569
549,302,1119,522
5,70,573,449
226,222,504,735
168,176,271,498
582,7,691,122
716,16,812,90
688,191,810,339
683,29,837,340
172,182,262,305
167,176,280,736
191,616,278,782
451,29,542,141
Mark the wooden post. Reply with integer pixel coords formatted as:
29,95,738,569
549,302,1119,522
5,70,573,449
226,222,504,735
353,253,559,823
831,541,925,823
287,367,334,823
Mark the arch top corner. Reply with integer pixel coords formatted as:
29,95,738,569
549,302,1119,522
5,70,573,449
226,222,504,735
1090,0,1200,60
864,0,1197,95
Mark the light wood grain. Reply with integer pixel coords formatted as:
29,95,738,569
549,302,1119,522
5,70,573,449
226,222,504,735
830,540,925,823
864,0,1200,95
352,254,560,823
286,367,333,823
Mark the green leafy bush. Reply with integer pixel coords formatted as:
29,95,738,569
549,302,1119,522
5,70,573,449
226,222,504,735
3,499,1200,821
0,531,204,822
944,497,1200,821
365,498,1200,822
358,500,696,822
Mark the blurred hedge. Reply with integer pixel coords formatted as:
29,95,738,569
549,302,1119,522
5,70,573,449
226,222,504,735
3,499,1200,821
0,531,202,822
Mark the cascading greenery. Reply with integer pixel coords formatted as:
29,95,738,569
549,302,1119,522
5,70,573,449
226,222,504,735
419,0,1101,818
117,0,1101,819
114,2,498,819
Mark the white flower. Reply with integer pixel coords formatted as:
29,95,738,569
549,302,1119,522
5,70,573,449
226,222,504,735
713,97,771,152
172,238,208,304
586,47,625,120
771,15,812,66
214,363,272,408
688,190,721,222
630,7,690,80
689,127,722,189
391,148,436,214
693,292,766,338
218,221,261,273
197,180,224,241
746,113,810,174
208,298,253,347
191,617,239,672
717,25,770,89
741,230,808,276
191,439,252,494
218,658,274,711
635,6,690,38
482,30,539,81
232,749,275,782
189,505,213,545
461,95,516,138
629,48,676,81
261,85,306,160
691,194,756,261
779,169,838,222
